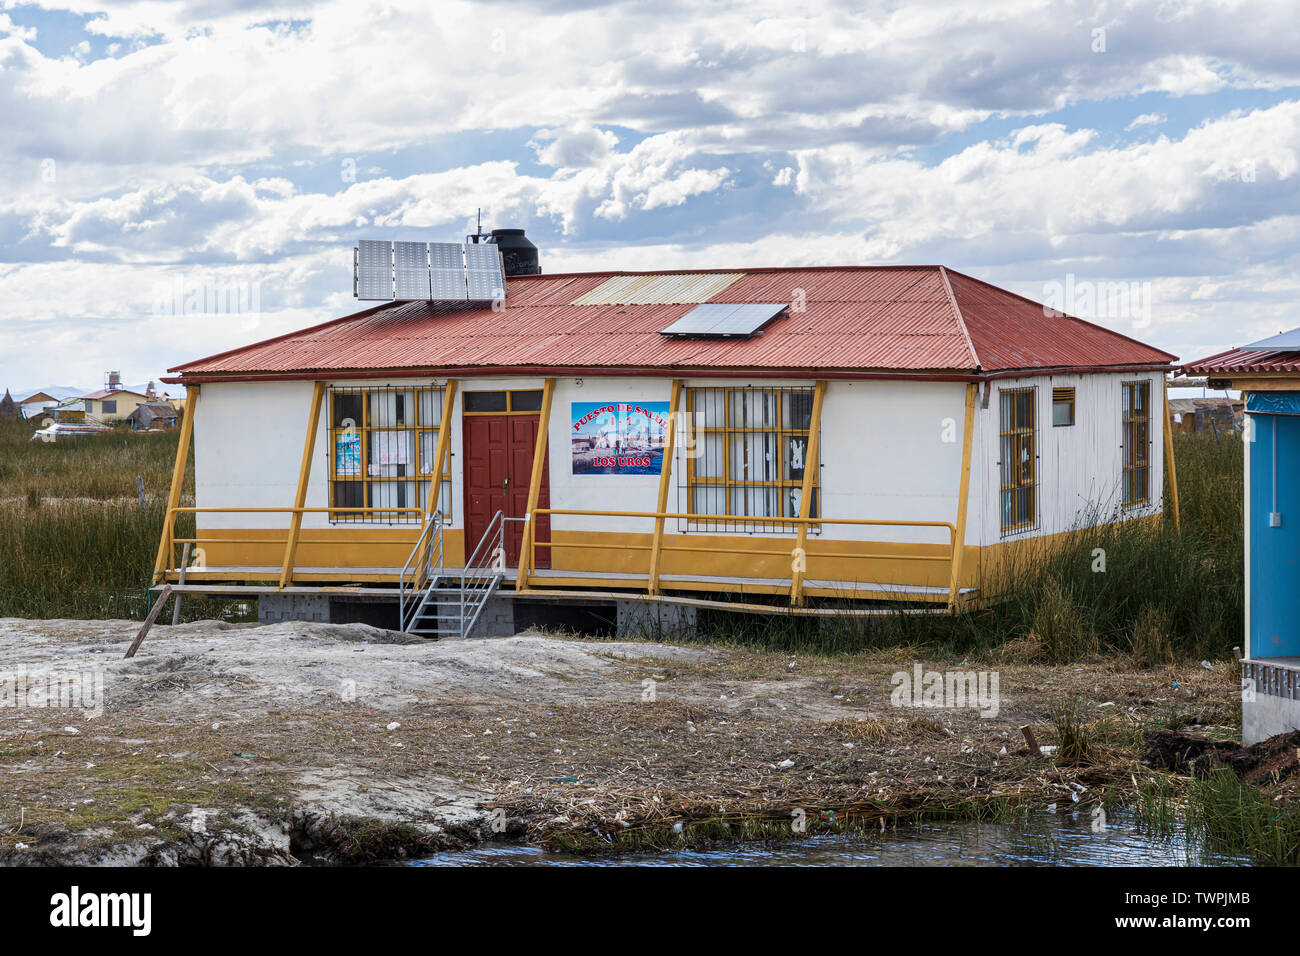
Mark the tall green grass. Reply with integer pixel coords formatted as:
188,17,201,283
698,431,1244,662
0,417,250,621
0,418,186,502
0,497,242,620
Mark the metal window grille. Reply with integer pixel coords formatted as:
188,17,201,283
678,386,819,534
999,386,1039,534
1121,381,1151,506
327,385,449,524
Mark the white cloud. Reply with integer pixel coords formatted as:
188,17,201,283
1126,112,1168,130
5,0,1300,388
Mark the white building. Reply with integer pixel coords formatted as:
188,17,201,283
156,262,1176,637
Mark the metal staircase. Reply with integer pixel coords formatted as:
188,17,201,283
398,510,504,639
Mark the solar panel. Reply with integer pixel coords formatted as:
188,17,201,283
429,242,467,300
1240,327,1300,351
393,241,431,299
465,243,506,300
660,302,788,337
356,240,393,300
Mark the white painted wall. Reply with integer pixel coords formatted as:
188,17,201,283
195,380,321,531
193,370,1164,550
967,369,1165,548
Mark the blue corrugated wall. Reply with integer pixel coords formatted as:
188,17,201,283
1249,403,1300,658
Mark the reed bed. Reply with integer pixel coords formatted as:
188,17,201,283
697,431,1243,664
0,418,250,621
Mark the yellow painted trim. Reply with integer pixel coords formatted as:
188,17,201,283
152,384,199,583
279,382,326,588
517,378,555,590
947,382,978,612
169,526,464,572
790,380,827,606
1163,380,1181,533
423,381,458,516
647,380,684,595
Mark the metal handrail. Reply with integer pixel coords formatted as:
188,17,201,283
522,507,961,603
454,510,506,638
157,505,427,582
398,510,443,632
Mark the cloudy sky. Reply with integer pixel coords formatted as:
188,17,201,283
1,0,1298,396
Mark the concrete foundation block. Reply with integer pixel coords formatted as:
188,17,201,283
258,593,329,624
1243,694,1300,744
616,600,697,639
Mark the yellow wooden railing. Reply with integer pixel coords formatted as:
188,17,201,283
519,507,963,608
154,506,427,585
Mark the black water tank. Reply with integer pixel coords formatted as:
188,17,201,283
487,228,541,276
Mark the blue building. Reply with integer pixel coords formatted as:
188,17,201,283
1186,330,1300,742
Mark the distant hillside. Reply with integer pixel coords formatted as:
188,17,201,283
11,385,90,402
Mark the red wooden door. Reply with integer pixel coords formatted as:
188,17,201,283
463,414,549,569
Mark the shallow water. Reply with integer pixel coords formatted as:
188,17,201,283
408,812,1248,867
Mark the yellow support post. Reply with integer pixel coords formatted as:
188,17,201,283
946,383,978,613
790,380,827,607
423,381,458,516
279,381,326,588
152,385,199,584
516,378,555,591
1163,379,1181,533
647,380,684,594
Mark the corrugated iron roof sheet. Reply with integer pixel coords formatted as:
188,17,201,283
169,265,1175,379
1182,347,1300,376
570,272,743,305
945,270,1175,371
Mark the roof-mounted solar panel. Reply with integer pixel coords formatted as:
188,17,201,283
429,242,467,300
393,241,431,299
354,238,510,302
1240,327,1300,351
660,302,788,338
465,243,506,300
356,240,394,300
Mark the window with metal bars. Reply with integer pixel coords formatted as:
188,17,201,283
327,385,450,524
1121,381,1151,506
999,386,1038,534
678,386,819,534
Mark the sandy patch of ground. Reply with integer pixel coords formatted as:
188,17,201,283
0,617,1239,864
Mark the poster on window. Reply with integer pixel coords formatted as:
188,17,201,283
334,432,361,477
571,401,670,474
372,431,412,467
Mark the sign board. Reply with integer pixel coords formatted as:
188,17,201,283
570,401,669,475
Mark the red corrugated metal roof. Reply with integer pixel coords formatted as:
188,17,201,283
168,265,1175,379
1182,348,1300,375
944,270,1176,371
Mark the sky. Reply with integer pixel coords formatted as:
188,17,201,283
1,0,1298,397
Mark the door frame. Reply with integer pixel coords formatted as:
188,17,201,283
460,389,551,571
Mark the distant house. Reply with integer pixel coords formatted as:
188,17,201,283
126,402,180,431
18,390,61,420
49,398,87,422
1168,397,1243,434
79,387,152,423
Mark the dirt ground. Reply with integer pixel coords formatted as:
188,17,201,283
0,617,1240,865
